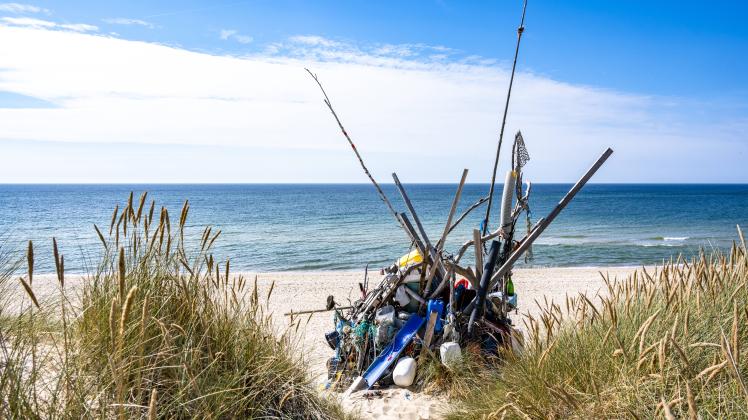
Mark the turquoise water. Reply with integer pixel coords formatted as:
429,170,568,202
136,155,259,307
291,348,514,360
0,184,746,272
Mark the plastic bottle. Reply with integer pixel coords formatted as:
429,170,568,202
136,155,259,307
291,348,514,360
506,275,515,296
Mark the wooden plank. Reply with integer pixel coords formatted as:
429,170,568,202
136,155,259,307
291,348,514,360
420,310,438,358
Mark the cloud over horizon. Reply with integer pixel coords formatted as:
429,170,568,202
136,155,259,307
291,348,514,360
0,2,48,14
103,17,154,29
0,23,745,183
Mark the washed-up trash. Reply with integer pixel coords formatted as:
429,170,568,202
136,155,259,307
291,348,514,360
488,291,518,309
394,285,410,307
393,357,417,387
440,342,462,368
302,3,614,395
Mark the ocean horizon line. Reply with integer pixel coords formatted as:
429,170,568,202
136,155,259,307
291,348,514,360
1,182,747,186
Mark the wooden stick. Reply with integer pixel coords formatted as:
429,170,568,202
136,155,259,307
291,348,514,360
392,173,432,250
284,306,352,317
398,213,426,257
473,229,484,280
463,148,614,315
422,169,468,308
436,169,468,251
392,173,446,280
448,196,488,235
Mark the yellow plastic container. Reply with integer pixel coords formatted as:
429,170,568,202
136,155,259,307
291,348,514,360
397,249,423,268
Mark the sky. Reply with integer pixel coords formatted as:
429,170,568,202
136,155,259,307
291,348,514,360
0,0,746,183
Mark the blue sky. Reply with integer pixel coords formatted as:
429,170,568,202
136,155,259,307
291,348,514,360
22,0,747,96
0,1,746,182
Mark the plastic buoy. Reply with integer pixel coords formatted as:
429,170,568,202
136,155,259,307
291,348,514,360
392,357,417,387
440,342,462,368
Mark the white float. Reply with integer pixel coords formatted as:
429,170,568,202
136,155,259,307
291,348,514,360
392,357,417,387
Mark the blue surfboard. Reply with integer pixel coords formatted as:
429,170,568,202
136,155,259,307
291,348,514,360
362,313,425,388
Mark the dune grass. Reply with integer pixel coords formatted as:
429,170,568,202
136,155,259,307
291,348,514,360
449,228,748,419
0,193,348,419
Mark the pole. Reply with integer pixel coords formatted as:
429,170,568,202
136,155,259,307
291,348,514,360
305,68,405,232
482,0,528,235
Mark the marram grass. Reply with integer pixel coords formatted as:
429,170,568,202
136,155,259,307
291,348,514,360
449,227,748,419
0,193,349,419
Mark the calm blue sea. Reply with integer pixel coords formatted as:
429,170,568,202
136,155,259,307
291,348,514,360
0,184,746,273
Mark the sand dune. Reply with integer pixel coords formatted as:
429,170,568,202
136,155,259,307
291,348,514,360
21,266,639,419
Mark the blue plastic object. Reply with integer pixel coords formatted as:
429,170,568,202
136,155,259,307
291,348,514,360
362,313,425,388
426,299,445,333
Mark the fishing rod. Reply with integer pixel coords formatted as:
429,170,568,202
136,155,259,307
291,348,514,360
482,0,528,236
305,68,406,232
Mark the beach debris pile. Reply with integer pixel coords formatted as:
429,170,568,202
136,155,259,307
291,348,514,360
297,0,614,396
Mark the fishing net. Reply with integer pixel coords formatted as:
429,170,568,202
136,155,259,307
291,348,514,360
512,131,530,171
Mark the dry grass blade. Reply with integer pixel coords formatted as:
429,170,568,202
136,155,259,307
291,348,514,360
631,308,661,352
110,204,119,234
52,237,65,286
660,397,676,420
147,388,158,420
266,280,275,303
118,247,126,300
696,361,727,380
93,224,108,251
720,329,748,402
119,286,138,338
686,382,697,420
136,192,147,223
27,240,34,285
19,277,39,308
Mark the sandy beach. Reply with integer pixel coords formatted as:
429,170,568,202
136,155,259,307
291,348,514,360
250,266,641,419
21,266,640,419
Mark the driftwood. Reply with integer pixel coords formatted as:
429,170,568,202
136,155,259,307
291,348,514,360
392,172,446,279
448,195,488,235
284,306,353,317
302,0,619,390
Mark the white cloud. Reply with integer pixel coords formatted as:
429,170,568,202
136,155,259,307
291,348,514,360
219,29,236,40
219,28,252,44
234,34,253,44
0,2,48,14
59,23,98,32
0,23,744,183
289,35,341,48
103,18,154,29
1,16,53,27
1,16,97,32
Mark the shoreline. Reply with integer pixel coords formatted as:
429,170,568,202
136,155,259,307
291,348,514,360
29,264,647,277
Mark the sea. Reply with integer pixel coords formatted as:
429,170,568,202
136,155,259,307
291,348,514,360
0,184,746,273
